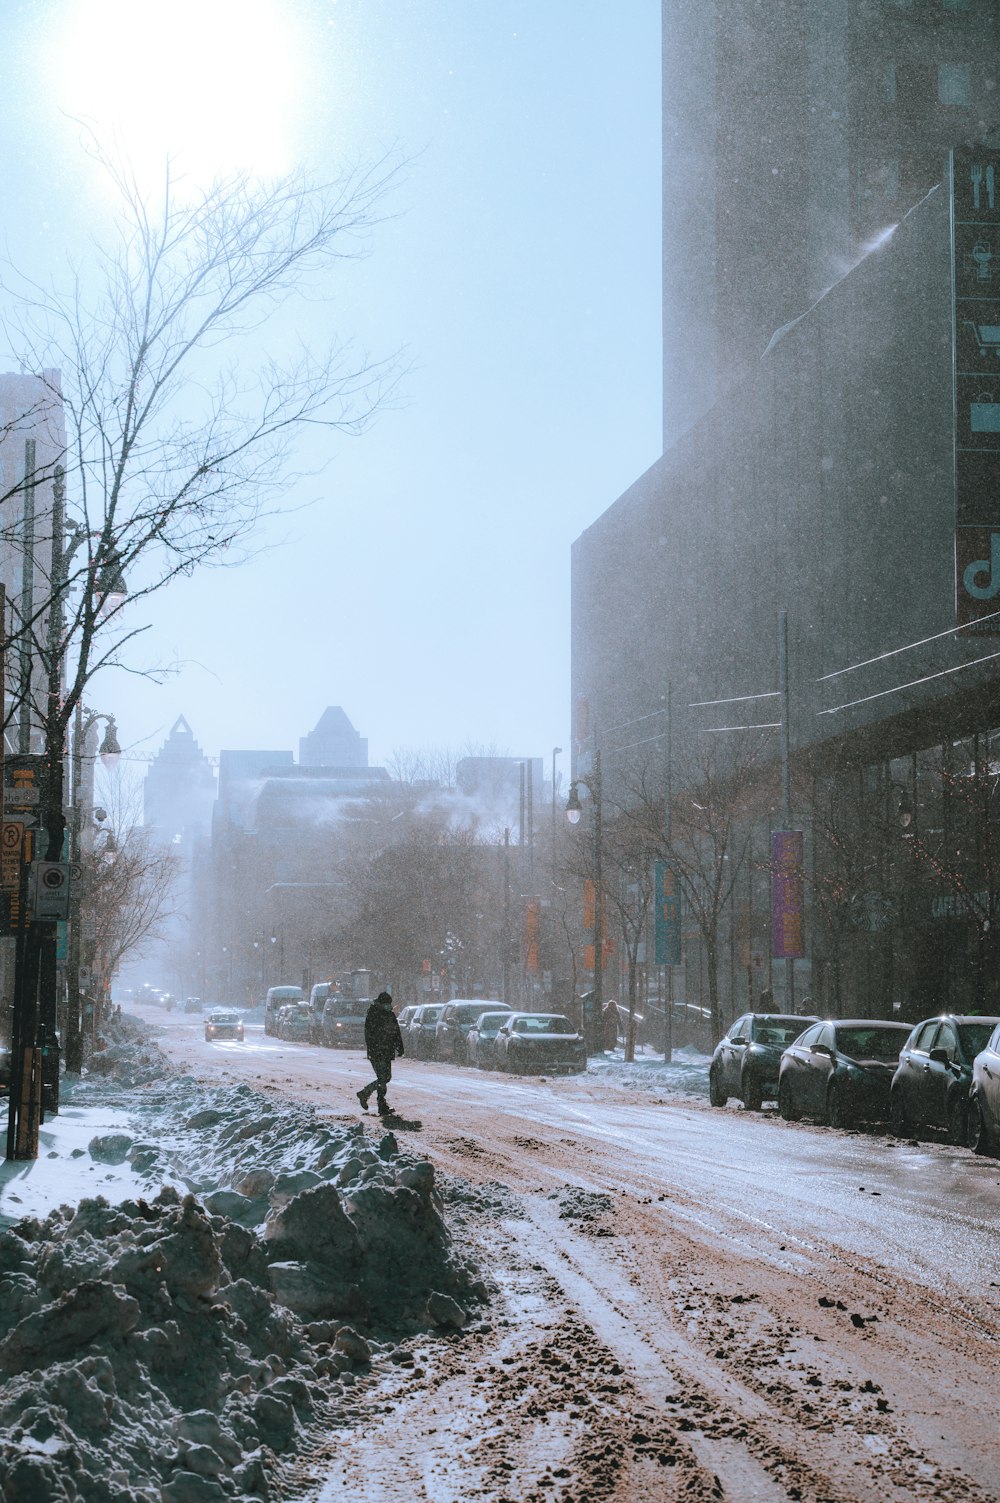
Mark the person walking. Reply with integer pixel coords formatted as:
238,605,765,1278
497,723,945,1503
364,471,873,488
358,991,404,1115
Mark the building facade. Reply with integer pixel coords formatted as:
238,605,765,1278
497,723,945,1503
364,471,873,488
663,0,999,443
573,5,1000,1025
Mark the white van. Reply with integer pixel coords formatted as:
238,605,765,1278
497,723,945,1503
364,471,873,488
264,985,306,1036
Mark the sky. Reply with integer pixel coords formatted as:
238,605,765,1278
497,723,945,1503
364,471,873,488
0,0,662,775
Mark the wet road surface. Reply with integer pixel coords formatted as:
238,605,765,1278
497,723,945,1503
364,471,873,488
132,1008,1000,1501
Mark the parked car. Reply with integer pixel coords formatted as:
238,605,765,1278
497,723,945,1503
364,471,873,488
494,1013,587,1075
0,1046,10,1099
204,1008,245,1043
435,999,512,1063
396,1005,418,1033
969,1020,1000,1154
890,1014,999,1143
184,996,202,1014
264,985,306,1036
466,1011,515,1068
778,1019,911,1126
276,1003,314,1042
709,1012,817,1110
306,982,334,1042
319,993,368,1049
406,1003,446,1059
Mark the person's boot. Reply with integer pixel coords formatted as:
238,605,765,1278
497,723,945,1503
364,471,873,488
357,1088,370,1110
376,1096,391,1116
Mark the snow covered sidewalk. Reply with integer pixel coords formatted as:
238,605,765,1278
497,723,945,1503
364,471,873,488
585,1044,711,1099
0,1023,486,1503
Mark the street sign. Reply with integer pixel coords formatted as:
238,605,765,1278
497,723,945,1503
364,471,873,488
654,862,682,965
0,820,29,934
30,861,71,921
4,755,45,811
953,146,1000,630
771,830,805,960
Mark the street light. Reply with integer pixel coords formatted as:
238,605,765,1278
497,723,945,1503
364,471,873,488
565,748,604,1046
97,717,121,768
64,706,121,1077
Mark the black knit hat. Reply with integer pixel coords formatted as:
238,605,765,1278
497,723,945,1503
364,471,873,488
375,991,393,1005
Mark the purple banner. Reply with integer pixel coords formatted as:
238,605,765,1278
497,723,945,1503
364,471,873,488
771,829,805,960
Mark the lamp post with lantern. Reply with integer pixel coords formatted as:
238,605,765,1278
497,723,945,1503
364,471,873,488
65,710,121,1074
566,748,604,1050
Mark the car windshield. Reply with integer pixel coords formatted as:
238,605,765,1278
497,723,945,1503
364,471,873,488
957,1022,994,1058
513,1015,576,1035
476,1013,509,1032
835,1026,907,1060
750,1018,803,1046
210,1011,239,1023
454,1006,484,1024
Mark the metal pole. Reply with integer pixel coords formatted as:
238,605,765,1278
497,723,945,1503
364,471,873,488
65,700,85,1072
551,746,561,883
18,440,36,755
593,749,603,1021
779,608,795,1012
502,827,511,1006
663,684,673,1064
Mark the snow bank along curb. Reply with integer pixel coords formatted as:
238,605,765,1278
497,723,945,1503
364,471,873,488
0,1024,486,1502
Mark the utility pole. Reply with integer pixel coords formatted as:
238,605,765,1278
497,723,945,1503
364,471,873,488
663,683,673,1064
779,607,795,1013
502,827,511,1006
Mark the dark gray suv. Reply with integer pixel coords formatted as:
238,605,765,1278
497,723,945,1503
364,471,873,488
434,999,512,1064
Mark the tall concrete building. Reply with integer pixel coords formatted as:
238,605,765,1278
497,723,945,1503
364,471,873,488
299,706,367,768
143,716,216,847
663,0,999,443
572,5,1000,1019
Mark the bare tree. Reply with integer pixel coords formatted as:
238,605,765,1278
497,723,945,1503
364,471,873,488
618,733,773,1044
0,135,398,1077
83,777,181,1023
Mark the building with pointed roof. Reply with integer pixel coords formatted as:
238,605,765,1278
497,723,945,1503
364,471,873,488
299,706,367,768
143,715,216,848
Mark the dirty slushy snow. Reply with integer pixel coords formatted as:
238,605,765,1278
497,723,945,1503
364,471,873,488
0,1020,485,1503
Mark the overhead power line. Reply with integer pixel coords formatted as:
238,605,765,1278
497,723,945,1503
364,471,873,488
818,611,1000,682
818,648,1000,715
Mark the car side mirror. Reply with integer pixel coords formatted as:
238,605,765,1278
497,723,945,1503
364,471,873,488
928,1046,950,1065
810,1043,832,1057
731,1035,748,1046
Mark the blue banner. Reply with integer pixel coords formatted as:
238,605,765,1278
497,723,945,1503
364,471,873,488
654,862,682,965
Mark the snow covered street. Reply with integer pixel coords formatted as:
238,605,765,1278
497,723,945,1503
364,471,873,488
81,1003,1000,1503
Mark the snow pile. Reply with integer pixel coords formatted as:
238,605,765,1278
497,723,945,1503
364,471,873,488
586,1045,711,1099
0,1031,484,1502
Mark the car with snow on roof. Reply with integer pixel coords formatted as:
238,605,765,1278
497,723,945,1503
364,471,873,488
493,1013,587,1075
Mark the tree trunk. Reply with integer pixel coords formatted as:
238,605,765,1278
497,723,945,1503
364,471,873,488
706,930,722,1043
625,951,638,1063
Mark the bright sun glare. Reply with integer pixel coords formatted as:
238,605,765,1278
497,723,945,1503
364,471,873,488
47,0,304,182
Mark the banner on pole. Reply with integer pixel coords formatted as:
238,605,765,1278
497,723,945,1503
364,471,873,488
524,896,541,973
654,862,682,965
771,829,805,959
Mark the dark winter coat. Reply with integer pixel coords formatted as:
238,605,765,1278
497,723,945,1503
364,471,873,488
364,1001,404,1063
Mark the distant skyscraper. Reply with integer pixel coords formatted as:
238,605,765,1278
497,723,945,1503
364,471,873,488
298,706,368,768
143,716,216,846
662,0,997,443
